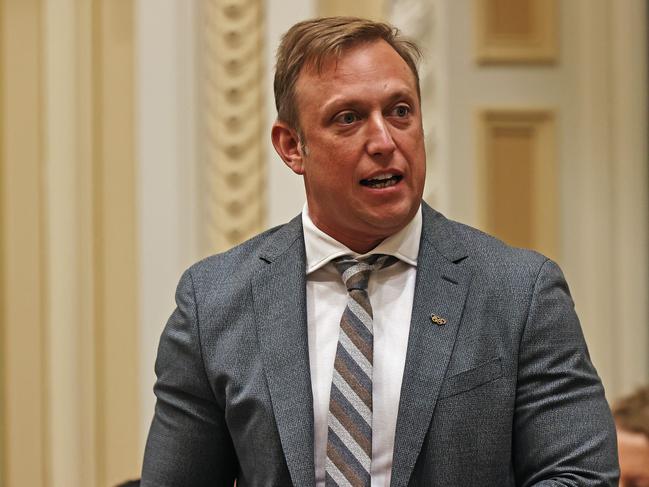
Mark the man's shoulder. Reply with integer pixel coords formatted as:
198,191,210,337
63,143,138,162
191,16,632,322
452,218,546,264
422,204,550,280
185,215,303,285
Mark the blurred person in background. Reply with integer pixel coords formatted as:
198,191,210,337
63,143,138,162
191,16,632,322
614,387,649,487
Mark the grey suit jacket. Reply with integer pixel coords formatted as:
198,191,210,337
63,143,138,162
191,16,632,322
142,203,618,486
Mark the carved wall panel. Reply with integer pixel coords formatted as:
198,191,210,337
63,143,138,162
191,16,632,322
477,109,557,260
475,0,558,64
199,0,266,253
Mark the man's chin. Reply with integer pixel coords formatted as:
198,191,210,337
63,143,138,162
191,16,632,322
361,204,419,230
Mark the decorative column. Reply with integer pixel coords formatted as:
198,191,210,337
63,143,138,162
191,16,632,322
199,0,266,253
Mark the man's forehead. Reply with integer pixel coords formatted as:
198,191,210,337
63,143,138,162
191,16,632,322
299,39,401,77
299,45,415,95
289,38,421,129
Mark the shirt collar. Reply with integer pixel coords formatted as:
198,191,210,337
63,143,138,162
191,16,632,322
302,204,422,274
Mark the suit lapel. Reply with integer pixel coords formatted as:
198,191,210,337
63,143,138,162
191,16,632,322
252,217,316,487
390,204,471,487
251,206,471,487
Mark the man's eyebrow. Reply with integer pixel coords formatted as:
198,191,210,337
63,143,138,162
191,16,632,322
384,90,417,104
321,89,417,113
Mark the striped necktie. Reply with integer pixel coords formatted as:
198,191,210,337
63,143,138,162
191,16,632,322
325,254,399,487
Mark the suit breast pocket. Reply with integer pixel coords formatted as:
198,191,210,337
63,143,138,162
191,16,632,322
438,356,503,399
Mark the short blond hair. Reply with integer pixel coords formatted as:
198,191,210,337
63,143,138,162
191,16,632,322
613,386,649,438
274,16,422,133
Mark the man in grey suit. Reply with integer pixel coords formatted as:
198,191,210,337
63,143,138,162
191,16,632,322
142,17,618,486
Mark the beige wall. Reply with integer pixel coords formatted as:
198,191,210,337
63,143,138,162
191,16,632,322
434,0,648,399
136,0,202,453
318,0,386,19
1,1,47,484
265,0,314,227
1,0,140,485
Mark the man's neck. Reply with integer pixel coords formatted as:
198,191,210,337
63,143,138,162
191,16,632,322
307,218,390,254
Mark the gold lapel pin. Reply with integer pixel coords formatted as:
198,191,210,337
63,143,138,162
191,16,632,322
430,314,447,326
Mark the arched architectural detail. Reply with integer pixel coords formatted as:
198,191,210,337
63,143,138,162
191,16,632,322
199,0,266,253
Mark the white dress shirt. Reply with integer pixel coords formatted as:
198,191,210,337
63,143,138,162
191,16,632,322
302,205,422,487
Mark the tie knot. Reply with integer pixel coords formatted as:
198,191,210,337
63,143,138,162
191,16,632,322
333,254,399,291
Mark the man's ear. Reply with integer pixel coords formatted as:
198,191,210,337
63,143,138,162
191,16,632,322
271,120,305,175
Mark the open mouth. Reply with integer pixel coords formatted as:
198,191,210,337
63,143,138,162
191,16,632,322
360,173,403,189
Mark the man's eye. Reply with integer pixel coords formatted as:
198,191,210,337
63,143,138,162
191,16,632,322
392,105,410,117
335,112,359,124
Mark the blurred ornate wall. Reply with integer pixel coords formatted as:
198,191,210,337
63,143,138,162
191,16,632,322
1,0,139,485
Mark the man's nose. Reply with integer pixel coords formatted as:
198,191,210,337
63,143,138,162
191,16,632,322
365,114,396,157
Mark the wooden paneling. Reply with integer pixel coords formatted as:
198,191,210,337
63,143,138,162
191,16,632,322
93,1,140,484
475,0,558,64
607,0,649,396
478,109,558,260
1,0,140,485
487,125,534,248
0,0,47,485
